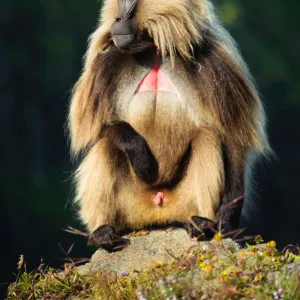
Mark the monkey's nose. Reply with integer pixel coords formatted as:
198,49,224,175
112,34,136,50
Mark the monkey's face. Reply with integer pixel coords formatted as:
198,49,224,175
100,0,210,62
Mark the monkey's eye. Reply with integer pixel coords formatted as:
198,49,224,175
115,17,121,22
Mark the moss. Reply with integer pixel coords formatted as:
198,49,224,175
7,238,300,300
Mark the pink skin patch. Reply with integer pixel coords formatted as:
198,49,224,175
136,52,176,94
154,192,164,206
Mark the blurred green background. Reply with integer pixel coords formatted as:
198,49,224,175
1,0,300,296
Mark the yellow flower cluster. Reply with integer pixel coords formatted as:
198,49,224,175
220,270,229,282
239,250,248,258
254,272,263,282
199,263,213,273
199,254,205,261
266,241,276,249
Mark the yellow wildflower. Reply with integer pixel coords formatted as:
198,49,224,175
220,271,229,282
200,263,213,272
213,233,223,241
221,270,228,276
254,272,263,282
199,254,205,261
267,241,276,249
239,250,248,258
204,265,213,272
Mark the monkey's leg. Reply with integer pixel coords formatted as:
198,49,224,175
103,122,158,183
180,129,225,239
75,138,129,251
186,143,247,239
184,136,247,239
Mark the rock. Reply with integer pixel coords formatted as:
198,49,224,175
287,261,300,274
267,261,300,284
77,228,200,275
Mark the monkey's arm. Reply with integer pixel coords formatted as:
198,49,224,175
214,143,246,234
103,122,158,183
69,48,125,155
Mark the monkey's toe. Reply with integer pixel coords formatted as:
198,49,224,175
185,216,215,241
88,225,130,252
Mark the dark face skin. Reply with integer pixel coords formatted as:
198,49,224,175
111,0,138,49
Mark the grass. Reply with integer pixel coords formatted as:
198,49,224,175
7,236,300,300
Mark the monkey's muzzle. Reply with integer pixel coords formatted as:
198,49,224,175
111,0,138,50
113,34,135,50
111,21,137,49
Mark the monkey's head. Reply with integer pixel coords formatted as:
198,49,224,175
96,0,215,62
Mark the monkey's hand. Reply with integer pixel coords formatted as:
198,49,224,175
125,135,159,183
88,225,130,252
103,122,159,183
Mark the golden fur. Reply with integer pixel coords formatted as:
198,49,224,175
75,128,223,232
69,0,269,233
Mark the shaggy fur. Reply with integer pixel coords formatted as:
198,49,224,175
68,0,269,234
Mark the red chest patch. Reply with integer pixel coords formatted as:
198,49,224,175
136,52,176,94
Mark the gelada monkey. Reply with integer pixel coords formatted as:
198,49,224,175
68,0,270,251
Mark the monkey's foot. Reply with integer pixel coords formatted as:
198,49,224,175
184,216,215,241
215,196,245,234
88,225,130,252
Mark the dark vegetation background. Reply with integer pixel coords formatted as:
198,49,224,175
1,0,299,296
